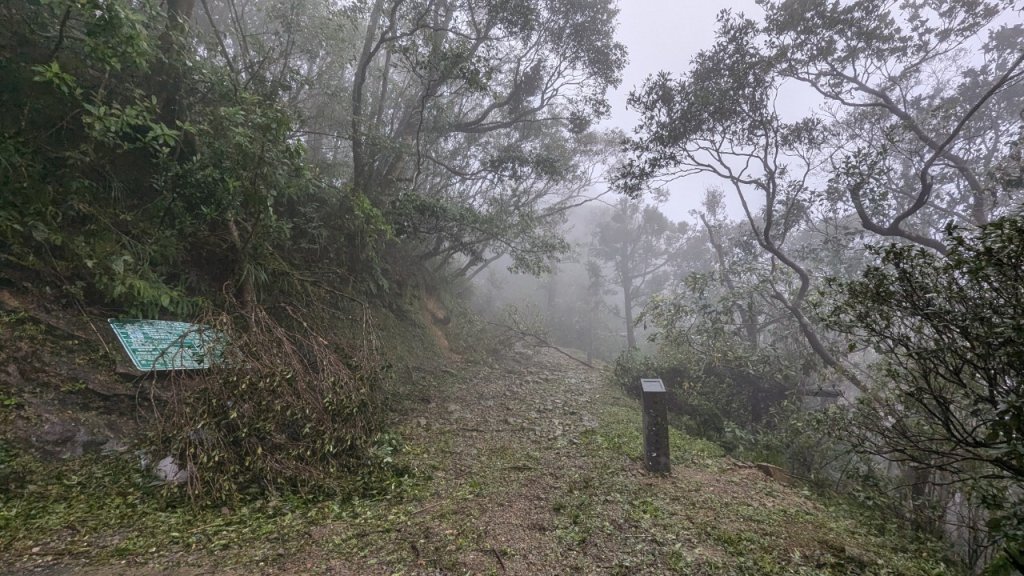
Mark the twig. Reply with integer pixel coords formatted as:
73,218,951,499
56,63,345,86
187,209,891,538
26,548,71,556
489,547,507,573
905,49,1024,230
75,304,112,357
199,0,240,94
485,320,595,369
292,273,368,307
49,5,73,61
504,464,539,471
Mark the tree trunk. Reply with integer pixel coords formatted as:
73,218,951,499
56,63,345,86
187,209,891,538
227,218,255,314
623,283,636,350
156,0,195,127
351,0,386,195
586,310,594,364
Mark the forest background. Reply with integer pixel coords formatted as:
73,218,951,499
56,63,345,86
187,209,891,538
1,0,1023,573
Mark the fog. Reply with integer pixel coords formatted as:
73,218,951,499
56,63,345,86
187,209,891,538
5,0,1023,569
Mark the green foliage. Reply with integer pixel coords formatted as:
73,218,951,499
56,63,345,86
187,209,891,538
0,442,420,563
0,441,24,492
390,190,570,278
1,6,185,314
728,401,852,482
0,0,393,317
154,304,399,502
825,214,1024,568
444,303,510,362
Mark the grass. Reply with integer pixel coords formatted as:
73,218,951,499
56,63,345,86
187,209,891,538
0,441,426,568
560,382,958,575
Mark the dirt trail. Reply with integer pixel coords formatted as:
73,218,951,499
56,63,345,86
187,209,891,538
8,344,954,575
304,345,615,575
280,345,951,575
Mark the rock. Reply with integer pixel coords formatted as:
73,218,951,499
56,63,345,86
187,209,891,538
80,434,108,453
102,438,129,453
154,455,190,485
80,372,133,397
31,415,122,458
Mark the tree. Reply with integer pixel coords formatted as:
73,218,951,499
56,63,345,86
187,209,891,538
761,0,1024,233
580,258,614,363
619,15,859,386
618,1,1024,389
825,215,1024,571
348,0,626,203
592,198,685,350
393,127,620,280
692,187,765,351
345,0,626,278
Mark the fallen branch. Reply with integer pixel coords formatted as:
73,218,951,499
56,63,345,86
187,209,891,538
488,547,507,573
485,320,595,370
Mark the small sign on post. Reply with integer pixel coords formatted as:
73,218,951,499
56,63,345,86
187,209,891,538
641,378,670,473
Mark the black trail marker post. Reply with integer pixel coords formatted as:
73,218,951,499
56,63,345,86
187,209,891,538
641,378,670,473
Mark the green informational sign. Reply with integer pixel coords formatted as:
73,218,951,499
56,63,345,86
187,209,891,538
108,319,225,372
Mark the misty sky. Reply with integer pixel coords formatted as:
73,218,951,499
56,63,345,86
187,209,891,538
603,1,818,222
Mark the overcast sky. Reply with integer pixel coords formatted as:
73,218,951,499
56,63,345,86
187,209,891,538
600,1,780,222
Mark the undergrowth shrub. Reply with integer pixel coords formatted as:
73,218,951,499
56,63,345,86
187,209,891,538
153,300,400,502
727,400,851,481
447,304,531,362
608,350,730,441
608,349,852,479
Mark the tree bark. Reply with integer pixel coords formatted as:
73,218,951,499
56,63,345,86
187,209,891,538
623,283,636,351
156,0,195,127
351,0,386,195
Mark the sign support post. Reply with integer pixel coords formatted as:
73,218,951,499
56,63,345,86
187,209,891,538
641,378,670,473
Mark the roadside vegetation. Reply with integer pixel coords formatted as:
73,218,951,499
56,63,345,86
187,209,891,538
1,0,1022,573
